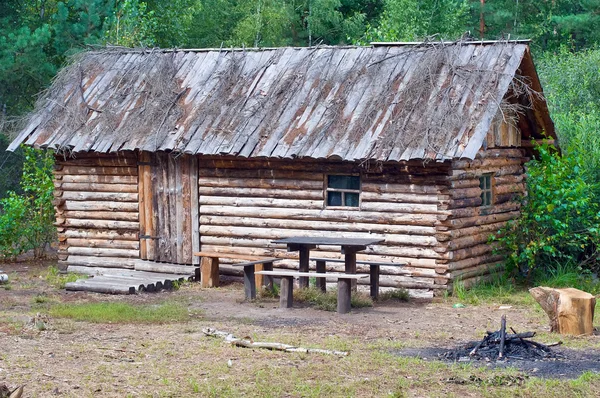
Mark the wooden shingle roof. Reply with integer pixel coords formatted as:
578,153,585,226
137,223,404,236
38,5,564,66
9,41,554,161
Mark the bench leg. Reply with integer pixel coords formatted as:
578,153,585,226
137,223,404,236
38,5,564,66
299,246,310,289
201,257,219,288
370,264,380,300
337,278,352,314
316,260,327,292
262,261,274,291
280,276,294,308
344,251,357,292
243,264,256,300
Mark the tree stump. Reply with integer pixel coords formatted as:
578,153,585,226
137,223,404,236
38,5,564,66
529,287,596,336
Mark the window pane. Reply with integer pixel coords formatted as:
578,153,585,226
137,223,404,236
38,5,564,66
344,192,359,207
479,177,485,189
328,175,360,190
327,191,342,206
486,192,492,205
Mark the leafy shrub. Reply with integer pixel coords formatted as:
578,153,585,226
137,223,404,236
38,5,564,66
492,144,600,281
0,147,55,260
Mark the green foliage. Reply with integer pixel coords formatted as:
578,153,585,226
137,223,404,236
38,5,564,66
49,301,191,323
46,265,84,289
104,0,158,47
492,144,600,281
538,48,600,188
468,1,600,51
0,147,55,260
364,0,469,42
378,288,409,302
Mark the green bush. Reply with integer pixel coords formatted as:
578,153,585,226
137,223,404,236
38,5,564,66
0,146,55,260
492,144,600,281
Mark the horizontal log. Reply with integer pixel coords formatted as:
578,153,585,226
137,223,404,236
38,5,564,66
65,282,136,294
443,211,521,228
448,243,497,262
450,187,481,199
444,202,520,219
199,237,443,259
198,167,323,181
360,191,439,204
61,229,139,241
452,157,524,170
450,261,504,280
494,174,524,185
447,197,482,209
60,211,139,222
67,247,139,258
66,238,140,250
449,165,522,180
134,261,198,275
360,182,440,194
199,225,438,247
198,177,322,190
447,253,505,271
56,157,137,167
58,151,136,160
57,191,138,202
449,179,480,189
67,255,136,268
494,193,521,205
54,165,138,176
354,202,439,214
55,182,138,193
495,183,525,195
199,187,323,200
56,174,138,184
199,205,438,226
200,244,441,268
58,219,139,230
60,201,139,212
443,220,512,240
447,232,496,251
66,265,126,275
200,214,438,236
199,196,323,209
474,148,525,159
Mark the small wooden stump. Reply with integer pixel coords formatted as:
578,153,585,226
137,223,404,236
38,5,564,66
530,287,596,336
200,257,220,288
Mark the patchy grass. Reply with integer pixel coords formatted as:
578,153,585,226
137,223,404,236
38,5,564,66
293,287,373,311
378,288,410,302
45,265,84,289
48,301,195,324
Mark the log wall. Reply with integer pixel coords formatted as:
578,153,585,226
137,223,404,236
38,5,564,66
441,148,527,289
54,152,140,271
198,158,452,299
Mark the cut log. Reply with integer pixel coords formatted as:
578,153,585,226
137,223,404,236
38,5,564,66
529,287,596,336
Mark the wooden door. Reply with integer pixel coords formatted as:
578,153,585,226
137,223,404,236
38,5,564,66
138,152,199,264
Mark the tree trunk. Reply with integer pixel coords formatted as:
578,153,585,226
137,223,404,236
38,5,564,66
530,287,596,336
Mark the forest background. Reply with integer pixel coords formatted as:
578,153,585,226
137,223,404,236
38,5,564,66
1,0,600,284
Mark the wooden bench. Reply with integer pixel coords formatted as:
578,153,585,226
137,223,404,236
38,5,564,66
310,257,405,300
256,270,368,314
193,251,281,299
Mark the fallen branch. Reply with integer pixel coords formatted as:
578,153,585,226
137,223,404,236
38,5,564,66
202,328,348,357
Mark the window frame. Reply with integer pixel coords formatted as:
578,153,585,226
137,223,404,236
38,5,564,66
479,174,493,207
325,174,361,209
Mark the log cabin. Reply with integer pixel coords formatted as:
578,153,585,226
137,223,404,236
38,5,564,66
9,40,555,298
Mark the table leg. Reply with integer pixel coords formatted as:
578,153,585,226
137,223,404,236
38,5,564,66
263,261,274,291
344,249,357,292
243,264,256,300
370,264,380,300
280,276,294,308
299,246,310,288
315,260,326,292
337,278,352,314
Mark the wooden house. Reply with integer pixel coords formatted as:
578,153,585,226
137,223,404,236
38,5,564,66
9,41,555,298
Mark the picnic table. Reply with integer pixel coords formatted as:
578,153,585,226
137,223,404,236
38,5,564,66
271,237,384,313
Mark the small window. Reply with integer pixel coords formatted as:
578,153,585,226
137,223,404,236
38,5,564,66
326,175,360,207
480,174,493,206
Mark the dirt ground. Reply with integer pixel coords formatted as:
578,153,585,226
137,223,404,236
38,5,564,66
2,260,600,397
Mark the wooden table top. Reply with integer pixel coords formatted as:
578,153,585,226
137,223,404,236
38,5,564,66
272,237,384,247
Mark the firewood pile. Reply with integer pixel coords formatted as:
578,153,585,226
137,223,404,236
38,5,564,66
440,315,560,362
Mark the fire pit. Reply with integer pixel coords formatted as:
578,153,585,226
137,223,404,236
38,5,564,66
441,315,559,362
